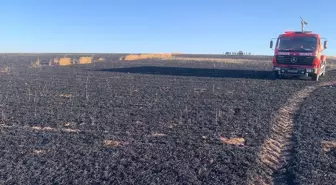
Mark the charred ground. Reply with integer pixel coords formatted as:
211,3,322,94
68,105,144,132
289,72,336,185
0,54,335,185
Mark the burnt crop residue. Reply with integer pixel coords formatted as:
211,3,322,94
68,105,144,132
0,54,335,184
248,81,336,185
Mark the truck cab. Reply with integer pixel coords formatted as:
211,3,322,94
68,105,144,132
270,31,328,81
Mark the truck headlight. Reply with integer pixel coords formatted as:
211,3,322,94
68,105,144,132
274,67,281,71
306,69,313,73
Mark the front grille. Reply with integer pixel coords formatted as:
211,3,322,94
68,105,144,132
276,55,314,65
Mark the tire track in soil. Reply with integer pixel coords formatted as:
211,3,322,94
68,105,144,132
248,80,336,185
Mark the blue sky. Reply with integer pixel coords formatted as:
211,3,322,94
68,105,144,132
0,0,335,55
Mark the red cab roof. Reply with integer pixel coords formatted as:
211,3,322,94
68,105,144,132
278,31,320,38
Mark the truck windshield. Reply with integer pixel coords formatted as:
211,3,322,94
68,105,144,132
276,36,317,51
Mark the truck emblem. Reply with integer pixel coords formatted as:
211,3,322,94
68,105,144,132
291,57,298,63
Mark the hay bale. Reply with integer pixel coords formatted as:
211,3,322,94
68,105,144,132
59,57,72,66
79,57,92,64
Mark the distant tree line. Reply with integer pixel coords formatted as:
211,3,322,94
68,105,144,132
224,51,251,55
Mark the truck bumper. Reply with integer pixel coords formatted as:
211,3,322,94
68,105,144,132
272,66,318,77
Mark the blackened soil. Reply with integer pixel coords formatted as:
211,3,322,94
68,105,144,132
289,70,336,185
0,55,335,185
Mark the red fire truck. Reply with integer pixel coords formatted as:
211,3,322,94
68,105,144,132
270,31,328,81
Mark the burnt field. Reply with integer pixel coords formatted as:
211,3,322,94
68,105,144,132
289,83,336,185
0,54,335,185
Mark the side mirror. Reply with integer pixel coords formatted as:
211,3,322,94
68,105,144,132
270,40,273,49
324,40,328,49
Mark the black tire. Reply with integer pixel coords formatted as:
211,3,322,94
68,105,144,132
312,74,319,81
273,72,280,79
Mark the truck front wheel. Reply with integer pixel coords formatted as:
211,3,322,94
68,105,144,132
312,74,320,81
273,71,281,79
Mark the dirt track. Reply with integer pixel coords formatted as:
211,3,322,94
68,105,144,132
0,54,335,185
